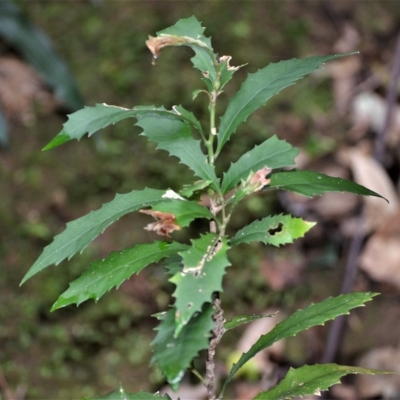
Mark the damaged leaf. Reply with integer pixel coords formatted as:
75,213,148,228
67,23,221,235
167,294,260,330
146,35,187,64
140,209,181,237
170,234,230,337
148,16,217,89
230,214,315,247
221,135,298,194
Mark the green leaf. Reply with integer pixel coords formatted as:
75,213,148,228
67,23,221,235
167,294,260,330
217,53,355,154
269,170,387,201
147,199,214,227
84,384,173,400
21,188,165,284
136,112,219,188
51,241,188,310
254,363,391,400
173,104,203,134
152,306,214,391
179,180,212,199
230,214,315,247
43,103,219,188
163,255,184,276
221,135,298,193
156,16,217,88
0,1,83,110
43,104,199,150
225,313,276,331
220,292,378,396
170,234,230,337
218,56,245,90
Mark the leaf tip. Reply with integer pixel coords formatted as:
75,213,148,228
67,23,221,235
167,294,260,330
42,130,71,151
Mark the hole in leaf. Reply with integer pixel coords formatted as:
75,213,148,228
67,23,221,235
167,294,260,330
268,223,283,236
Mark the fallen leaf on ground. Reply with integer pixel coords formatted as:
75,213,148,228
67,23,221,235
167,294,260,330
350,92,400,145
347,147,398,233
261,255,304,291
355,346,400,399
359,207,400,289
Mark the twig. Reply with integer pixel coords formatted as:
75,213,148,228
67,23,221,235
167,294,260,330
322,212,364,364
205,296,225,400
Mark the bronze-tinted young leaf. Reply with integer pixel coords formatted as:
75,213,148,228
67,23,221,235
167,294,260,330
221,135,298,193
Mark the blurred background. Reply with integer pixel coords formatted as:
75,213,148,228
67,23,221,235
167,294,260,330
1,1,400,399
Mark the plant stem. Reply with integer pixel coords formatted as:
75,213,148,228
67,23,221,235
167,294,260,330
190,367,207,385
204,65,229,400
206,89,218,164
205,296,225,400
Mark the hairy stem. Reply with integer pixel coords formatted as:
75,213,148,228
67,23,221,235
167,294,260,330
204,63,228,400
205,296,225,400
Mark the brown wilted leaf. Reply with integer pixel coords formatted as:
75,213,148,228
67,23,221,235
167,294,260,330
139,209,180,237
246,166,272,192
218,55,241,71
146,35,185,64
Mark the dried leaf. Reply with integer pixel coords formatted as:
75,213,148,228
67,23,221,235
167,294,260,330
348,148,398,232
350,92,400,145
146,35,185,62
218,55,240,71
359,208,400,289
140,209,180,237
249,167,272,190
